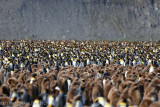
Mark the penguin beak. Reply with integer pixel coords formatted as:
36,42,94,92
59,90,62,93
20,89,23,93
81,80,85,83
94,98,98,103
66,99,73,103
11,97,14,102
69,99,72,103
43,89,46,93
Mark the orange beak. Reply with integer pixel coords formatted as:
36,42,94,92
11,97,14,101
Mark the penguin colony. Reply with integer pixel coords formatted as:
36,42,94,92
0,40,160,107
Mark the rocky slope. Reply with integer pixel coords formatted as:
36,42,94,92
0,0,160,41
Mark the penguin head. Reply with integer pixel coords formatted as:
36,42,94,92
81,79,85,84
55,86,62,93
30,77,36,84
19,86,28,94
80,83,85,91
43,89,47,93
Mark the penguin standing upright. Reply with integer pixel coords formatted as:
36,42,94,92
10,89,18,103
149,65,154,73
18,87,32,104
54,87,66,107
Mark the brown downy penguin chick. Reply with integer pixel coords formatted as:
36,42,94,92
82,84,91,105
7,77,18,90
4,72,12,84
128,84,144,105
79,79,91,105
145,91,158,102
11,69,20,78
25,82,38,100
116,79,122,90
111,74,119,87
144,79,152,89
0,95,10,106
17,72,25,84
50,80,58,95
24,71,32,80
118,85,133,106
149,102,160,107
0,84,10,96
16,83,24,89
153,78,160,92
31,64,37,72
41,78,50,93
145,72,156,80
12,98,29,107
0,81,2,87
85,84,93,105
57,77,68,94
158,91,160,102
70,80,80,89
25,76,38,100
107,87,120,107
119,81,134,93
144,82,156,97
139,98,153,107
36,62,44,71
92,82,103,101
32,68,37,73
47,73,57,81
37,76,43,94
66,87,77,102
24,103,31,107
50,68,59,75
104,81,113,99
0,70,4,83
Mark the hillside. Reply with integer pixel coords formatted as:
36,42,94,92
0,0,160,41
